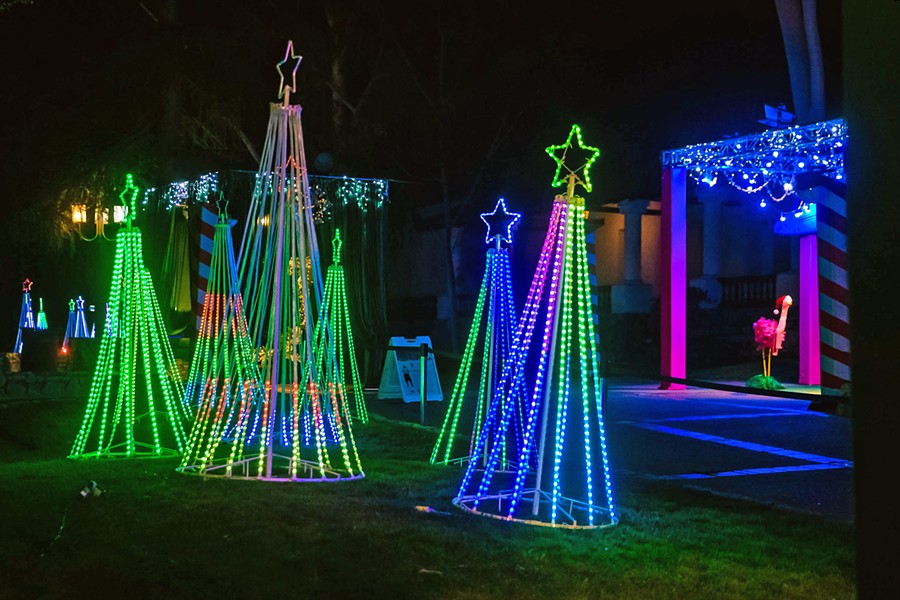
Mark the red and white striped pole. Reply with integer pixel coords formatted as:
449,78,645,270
194,203,217,333
815,182,851,396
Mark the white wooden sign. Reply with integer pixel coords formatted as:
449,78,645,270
378,336,443,403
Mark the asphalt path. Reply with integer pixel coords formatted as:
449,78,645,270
369,378,855,523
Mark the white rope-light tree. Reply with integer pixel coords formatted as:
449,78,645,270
234,41,364,481
453,125,617,529
69,174,188,459
431,198,521,467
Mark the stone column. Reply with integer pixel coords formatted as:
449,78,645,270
621,199,647,283
611,199,652,313
690,193,723,307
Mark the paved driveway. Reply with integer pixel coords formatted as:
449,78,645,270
604,381,854,522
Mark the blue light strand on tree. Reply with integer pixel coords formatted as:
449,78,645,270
453,125,617,529
431,199,522,467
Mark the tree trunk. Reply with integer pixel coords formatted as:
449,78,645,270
774,0,825,124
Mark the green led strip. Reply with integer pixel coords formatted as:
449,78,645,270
69,175,188,460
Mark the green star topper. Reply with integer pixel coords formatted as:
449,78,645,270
332,228,343,265
545,124,600,194
119,173,140,224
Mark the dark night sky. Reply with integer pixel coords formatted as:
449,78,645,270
0,1,843,197
0,0,843,339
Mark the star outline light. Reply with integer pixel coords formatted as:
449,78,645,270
22,278,32,293
119,173,140,223
332,228,343,264
545,124,601,194
480,198,522,245
277,40,303,99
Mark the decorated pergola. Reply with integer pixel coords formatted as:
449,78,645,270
659,117,849,397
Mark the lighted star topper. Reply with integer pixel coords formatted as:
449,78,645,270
276,40,303,99
22,279,32,293
119,173,140,223
545,124,601,194
332,228,343,265
480,198,522,245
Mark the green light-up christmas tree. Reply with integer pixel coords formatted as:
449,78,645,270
69,174,189,459
312,229,367,423
233,41,364,480
453,125,617,529
431,198,521,466
178,201,268,477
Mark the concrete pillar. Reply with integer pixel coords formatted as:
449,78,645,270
611,199,653,313
690,194,723,307
621,199,648,283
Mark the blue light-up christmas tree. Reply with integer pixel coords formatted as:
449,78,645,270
14,279,35,353
62,296,91,352
431,198,521,467
453,125,617,529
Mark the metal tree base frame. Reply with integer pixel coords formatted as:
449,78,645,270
176,451,365,482
453,488,617,529
70,439,182,461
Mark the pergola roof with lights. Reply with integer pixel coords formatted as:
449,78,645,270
657,116,851,398
661,117,846,205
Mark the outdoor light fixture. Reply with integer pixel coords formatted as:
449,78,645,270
72,204,88,224
72,202,126,241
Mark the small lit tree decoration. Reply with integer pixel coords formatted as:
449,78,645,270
14,278,35,353
233,41,364,481
454,124,617,529
35,298,48,330
178,201,269,478
69,173,188,459
747,295,793,390
313,229,367,423
62,296,92,352
431,198,521,466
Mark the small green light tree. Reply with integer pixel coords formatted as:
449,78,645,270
313,229,368,423
69,174,188,459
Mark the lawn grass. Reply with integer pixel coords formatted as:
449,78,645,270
0,394,855,599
